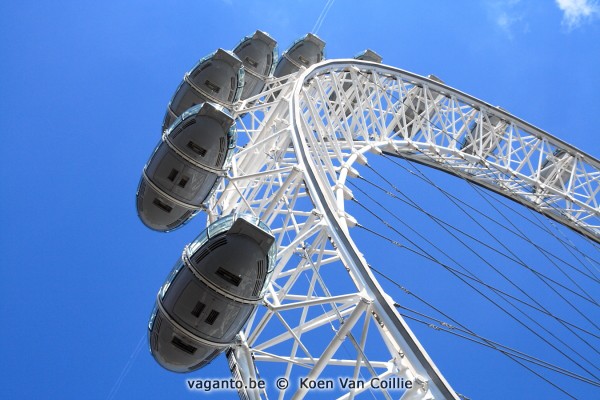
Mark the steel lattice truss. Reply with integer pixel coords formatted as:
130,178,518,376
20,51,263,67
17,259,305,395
207,60,600,400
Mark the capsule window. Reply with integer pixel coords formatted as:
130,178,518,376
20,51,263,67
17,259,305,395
253,260,266,297
191,301,206,318
205,310,220,325
154,315,163,333
178,176,189,188
152,198,173,213
182,119,196,130
167,168,178,182
216,267,242,287
298,55,309,65
187,141,207,157
195,63,211,76
151,332,159,351
204,80,221,93
229,78,236,101
193,248,210,264
208,237,228,251
189,349,219,371
166,210,193,229
171,336,197,355
245,56,258,68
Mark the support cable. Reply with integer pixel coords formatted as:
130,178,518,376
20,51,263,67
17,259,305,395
370,156,600,356
379,153,600,283
356,100,600,320
369,262,597,397
349,196,600,379
351,189,599,339
468,177,600,279
355,169,598,310
382,154,599,308
399,312,598,388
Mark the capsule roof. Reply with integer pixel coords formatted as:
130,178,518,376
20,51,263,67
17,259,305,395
234,30,278,78
162,49,244,133
273,33,326,78
354,49,383,63
427,74,444,84
187,49,244,104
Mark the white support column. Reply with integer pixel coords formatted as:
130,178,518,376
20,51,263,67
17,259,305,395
290,298,371,400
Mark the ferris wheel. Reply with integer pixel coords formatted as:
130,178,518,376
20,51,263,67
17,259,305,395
136,31,600,399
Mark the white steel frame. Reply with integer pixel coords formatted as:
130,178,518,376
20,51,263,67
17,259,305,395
207,59,600,399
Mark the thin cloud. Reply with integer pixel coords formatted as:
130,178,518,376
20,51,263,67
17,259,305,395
497,10,524,37
488,0,528,38
555,0,599,30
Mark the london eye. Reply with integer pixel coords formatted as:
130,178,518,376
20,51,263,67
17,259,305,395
137,30,600,400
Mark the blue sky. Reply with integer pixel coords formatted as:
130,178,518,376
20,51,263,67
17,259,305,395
1,1,599,399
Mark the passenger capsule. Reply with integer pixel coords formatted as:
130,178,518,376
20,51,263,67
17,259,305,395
148,214,276,372
273,33,325,78
539,149,575,191
354,49,382,63
233,30,277,100
393,74,445,139
162,49,244,133
137,103,236,231
461,112,507,158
